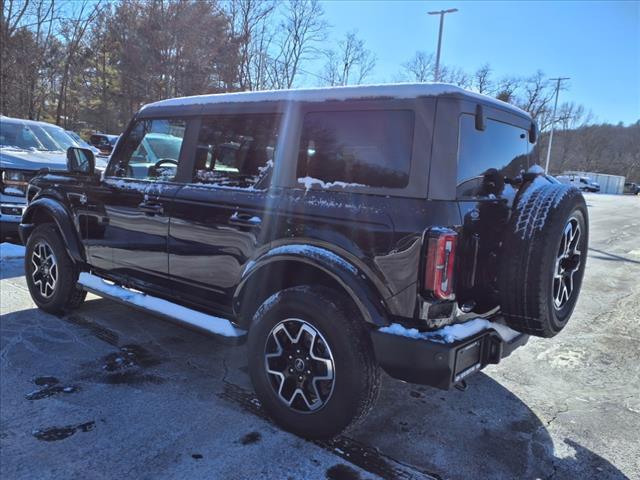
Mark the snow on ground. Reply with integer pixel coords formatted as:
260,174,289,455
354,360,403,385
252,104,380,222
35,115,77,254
78,272,245,337
379,318,521,344
0,243,25,260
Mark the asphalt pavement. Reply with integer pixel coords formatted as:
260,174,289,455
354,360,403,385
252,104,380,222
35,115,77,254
1,193,638,480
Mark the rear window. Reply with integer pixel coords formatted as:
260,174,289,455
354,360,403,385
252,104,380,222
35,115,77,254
457,115,530,199
296,110,414,189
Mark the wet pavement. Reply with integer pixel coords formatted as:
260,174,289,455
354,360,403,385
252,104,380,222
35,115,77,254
1,193,638,479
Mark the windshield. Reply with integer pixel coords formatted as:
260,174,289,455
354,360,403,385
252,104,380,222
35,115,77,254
147,135,182,160
66,130,92,148
0,122,63,152
41,125,75,150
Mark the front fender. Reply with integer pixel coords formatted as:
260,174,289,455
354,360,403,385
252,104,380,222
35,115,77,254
20,197,85,263
233,244,390,327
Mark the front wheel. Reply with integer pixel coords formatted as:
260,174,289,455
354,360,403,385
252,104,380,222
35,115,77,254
25,224,86,314
247,286,380,439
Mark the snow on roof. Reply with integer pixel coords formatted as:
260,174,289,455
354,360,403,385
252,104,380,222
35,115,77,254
141,83,529,117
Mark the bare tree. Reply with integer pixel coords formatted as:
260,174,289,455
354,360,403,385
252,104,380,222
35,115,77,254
516,70,556,130
401,51,434,82
439,65,471,88
54,0,102,126
269,0,327,89
322,31,375,86
226,0,276,90
494,76,520,104
473,63,493,94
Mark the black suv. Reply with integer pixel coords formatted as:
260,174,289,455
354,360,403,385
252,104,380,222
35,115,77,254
19,84,589,439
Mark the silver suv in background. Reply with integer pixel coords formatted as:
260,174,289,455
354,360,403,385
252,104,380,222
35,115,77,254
0,116,105,240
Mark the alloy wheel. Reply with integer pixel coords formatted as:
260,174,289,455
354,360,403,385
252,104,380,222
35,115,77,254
31,241,58,298
264,319,335,413
553,217,582,310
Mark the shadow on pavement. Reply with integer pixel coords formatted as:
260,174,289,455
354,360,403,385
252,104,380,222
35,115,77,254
350,371,629,480
0,258,25,280
589,247,640,265
0,301,630,480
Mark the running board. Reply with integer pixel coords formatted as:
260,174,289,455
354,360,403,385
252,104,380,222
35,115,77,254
78,272,247,344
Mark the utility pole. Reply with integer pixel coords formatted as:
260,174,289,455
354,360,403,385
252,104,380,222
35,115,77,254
545,76,571,174
428,8,458,82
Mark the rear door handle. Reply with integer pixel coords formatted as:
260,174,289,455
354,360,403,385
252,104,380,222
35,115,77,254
228,212,261,227
138,201,164,216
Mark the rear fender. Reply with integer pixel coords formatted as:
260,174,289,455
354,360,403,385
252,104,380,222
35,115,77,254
233,244,389,328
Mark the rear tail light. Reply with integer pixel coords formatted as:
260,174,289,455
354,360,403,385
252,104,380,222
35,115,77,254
423,229,457,300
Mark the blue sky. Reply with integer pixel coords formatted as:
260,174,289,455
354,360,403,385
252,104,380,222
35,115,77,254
310,0,639,125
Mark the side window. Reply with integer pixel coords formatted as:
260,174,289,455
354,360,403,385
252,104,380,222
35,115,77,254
457,115,530,199
108,118,187,181
192,113,280,189
297,110,413,189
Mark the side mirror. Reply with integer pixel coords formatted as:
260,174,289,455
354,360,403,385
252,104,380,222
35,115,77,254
66,147,95,176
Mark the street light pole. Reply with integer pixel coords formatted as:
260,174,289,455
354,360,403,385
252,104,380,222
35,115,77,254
544,77,571,174
428,8,458,82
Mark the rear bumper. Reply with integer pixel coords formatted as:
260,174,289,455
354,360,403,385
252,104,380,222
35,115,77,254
371,327,529,390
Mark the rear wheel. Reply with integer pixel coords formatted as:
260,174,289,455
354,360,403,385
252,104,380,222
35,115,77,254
247,286,379,439
25,224,86,314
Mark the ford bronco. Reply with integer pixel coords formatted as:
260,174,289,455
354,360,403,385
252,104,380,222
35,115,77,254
19,84,588,439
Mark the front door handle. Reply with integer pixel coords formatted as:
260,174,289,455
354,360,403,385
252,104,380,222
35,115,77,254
228,212,261,227
138,201,164,216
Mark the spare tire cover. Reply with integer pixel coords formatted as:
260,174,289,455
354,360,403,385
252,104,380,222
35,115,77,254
498,182,589,338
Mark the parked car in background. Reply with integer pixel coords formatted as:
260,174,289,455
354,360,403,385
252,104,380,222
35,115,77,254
623,182,639,195
66,130,101,156
89,133,119,156
32,122,108,171
0,116,68,240
556,174,600,193
19,84,589,438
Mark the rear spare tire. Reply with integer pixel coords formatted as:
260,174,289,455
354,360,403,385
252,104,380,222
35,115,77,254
498,184,588,338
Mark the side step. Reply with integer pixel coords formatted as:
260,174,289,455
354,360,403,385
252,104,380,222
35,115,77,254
78,272,247,344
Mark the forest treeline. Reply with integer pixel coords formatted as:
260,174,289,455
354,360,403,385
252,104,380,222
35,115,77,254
1,0,638,181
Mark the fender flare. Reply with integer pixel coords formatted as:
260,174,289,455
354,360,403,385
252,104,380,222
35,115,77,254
20,197,85,263
233,244,390,328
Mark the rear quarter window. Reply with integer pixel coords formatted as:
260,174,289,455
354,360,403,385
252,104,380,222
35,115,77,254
296,110,414,189
457,115,530,199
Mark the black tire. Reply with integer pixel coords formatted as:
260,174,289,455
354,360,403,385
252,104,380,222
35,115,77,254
25,224,86,314
498,184,588,338
247,286,380,439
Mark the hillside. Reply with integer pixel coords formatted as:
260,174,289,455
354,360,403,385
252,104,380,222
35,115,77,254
538,121,640,183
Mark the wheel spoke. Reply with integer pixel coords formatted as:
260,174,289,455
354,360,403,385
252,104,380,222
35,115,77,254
264,318,335,413
30,241,57,299
553,217,583,310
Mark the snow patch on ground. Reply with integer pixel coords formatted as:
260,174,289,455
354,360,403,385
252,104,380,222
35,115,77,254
0,243,25,260
78,273,245,337
298,176,366,191
379,319,521,344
